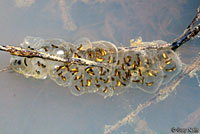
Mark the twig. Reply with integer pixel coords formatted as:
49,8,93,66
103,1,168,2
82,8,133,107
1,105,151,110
0,45,106,68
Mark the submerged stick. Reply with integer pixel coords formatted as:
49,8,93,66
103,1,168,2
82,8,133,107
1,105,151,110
171,8,200,50
0,45,106,68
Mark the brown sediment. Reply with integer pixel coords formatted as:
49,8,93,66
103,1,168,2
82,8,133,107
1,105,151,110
16,0,36,7
104,15,118,44
58,0,77,31
17,0,191,42
134,119,157,134
181,107,200,128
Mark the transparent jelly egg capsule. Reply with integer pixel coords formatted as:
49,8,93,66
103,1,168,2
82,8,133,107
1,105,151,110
50,40,73,57
70,64,110,96
10,56,39,78
82,41,118,96
134,68,164,93
91,66,114,97
49,63,73,87
111,48,130,95
73,75,97,96
49,62,71,84
20,36,43,49
30,58,48,79
119,49,147,88
74,38,92,50
62,42,75,57
86,41,118,66
10,56,28,74
48,40,76,85
70,63,114,97
96,82,114,98
128,50,164,93
37,39,71,54
70,65,96,96
157,49,182,85
73,38,92,59
70,74,87,96
82,40,118,97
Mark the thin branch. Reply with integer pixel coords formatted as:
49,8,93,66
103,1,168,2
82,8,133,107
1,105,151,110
171,8,200,50
0,45,106,68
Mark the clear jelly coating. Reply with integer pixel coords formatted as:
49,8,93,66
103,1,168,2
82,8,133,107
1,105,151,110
10,36,183,97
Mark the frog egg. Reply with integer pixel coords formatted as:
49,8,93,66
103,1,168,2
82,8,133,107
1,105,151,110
110,48,130,95
10,56,27,74
48,62,73,87
86,41,118,66
73,38,92,50
132,50,164,93
157,49,182,85
10,56,40,78
72,38,92,60
30,58,49,79
20,36,43,49
70,64,98,96
134,69,164,94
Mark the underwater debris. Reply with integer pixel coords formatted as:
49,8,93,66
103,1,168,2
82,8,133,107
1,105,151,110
15,0,35,7
58,0,77,31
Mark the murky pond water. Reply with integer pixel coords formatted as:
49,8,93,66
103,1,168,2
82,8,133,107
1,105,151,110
0,0,199,134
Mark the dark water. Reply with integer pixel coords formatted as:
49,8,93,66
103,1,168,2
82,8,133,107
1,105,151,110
0,0,199,134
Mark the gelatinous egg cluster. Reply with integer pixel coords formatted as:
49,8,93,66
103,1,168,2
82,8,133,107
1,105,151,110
10,36,182,98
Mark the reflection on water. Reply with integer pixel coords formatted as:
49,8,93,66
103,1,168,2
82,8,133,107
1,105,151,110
0,0,199,134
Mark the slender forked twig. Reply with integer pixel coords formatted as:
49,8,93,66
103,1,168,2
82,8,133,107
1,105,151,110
171,8,200,50
173,8,200,42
